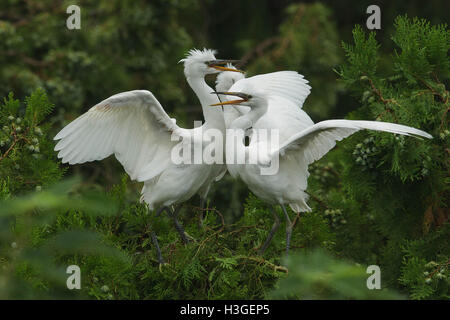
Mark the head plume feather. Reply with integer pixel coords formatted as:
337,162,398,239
179,48,217,65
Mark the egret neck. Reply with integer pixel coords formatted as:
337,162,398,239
186,76,226,132
227,96,269,166
230,97,268,131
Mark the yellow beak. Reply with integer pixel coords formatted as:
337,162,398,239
210,91,250,106
210,99,246,106
211,65,245,73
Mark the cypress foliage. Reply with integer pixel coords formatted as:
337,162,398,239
330,15,449,299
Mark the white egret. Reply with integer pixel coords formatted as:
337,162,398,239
53,49,242,262
212,84,432,255
215,69,313,253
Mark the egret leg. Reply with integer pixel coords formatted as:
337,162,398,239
168,206,191,245
198,197,207,228
145,205,166,269
281,204,293,255
258,206,280,255
150,231,165,267
198,182,212,228
155,206,167,217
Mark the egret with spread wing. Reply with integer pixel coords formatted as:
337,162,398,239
54,49,242,262
212,83,432,255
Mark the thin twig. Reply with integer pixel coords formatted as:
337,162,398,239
305,191,329,209
237,37,280,69
366,77,400,122
235,255,288,273
193,208,225,257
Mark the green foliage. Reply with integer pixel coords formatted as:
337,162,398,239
340,25,380,83
0,178,125,299
271,250,403,299
0,0,196,124
3,177,400,299
317,15,449,299
392,16,449,81
0,89,62,195
399,228,449,299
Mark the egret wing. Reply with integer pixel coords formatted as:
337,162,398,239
54,90,183,181
223,72,314,133
270,120,432,165
230,71,311,108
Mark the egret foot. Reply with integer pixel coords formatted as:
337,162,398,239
258,207,280,255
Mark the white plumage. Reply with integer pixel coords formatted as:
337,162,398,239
54,90,179,181
214,78,432,254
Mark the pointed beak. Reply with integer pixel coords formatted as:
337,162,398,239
207,60,244,73
210,92,249,106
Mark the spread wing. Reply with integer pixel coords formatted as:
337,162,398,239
269,120,433,165
54,90,184,181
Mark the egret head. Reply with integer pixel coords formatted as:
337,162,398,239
215,64,246,92
180,48,243,78
211,84,268,109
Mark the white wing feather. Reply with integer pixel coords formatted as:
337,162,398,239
270,120,432,165
54,90,182,181
230,71,311,108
